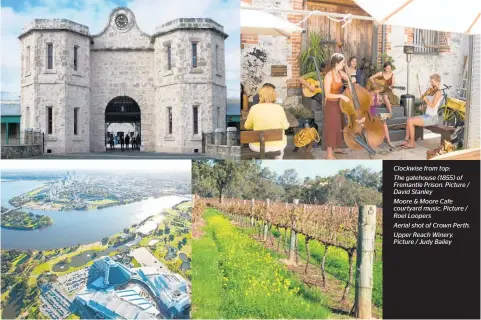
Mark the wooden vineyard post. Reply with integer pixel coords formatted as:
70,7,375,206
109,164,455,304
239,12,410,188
354,205,377,319
263,199,270,242
289,199,299,264
192,194,196,208
243,200,248,226
250,199,255,226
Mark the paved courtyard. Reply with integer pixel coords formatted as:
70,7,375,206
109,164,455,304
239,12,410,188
308,131,444,160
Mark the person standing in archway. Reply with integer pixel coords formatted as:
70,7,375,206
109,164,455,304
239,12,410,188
125,134,130,150
120,134,125,151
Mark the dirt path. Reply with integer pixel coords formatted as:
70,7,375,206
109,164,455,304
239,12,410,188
192,217,205,239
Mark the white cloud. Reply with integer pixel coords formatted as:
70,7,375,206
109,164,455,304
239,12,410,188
0,0,240,97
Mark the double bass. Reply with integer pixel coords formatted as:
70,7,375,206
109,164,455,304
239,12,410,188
340,66,385,157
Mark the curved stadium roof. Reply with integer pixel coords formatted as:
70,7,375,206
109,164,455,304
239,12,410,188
107,263,132,285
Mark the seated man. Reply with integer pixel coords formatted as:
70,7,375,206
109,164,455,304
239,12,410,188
244,86,290,159
298,62,327,105
400,74,443,149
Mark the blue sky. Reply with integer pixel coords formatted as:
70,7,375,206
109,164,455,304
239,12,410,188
262,160,383,179
1,0,240,97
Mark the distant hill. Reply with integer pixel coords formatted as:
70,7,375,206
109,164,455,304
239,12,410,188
227,98,240,115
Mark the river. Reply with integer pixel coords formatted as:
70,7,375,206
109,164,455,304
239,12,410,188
1,180,190,250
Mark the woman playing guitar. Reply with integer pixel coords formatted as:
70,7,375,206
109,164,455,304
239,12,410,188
322,53,351,159
369,61,398,114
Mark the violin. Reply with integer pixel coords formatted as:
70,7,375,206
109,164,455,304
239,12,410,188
418,86,438,112
340,66,385,156
420,86,438,99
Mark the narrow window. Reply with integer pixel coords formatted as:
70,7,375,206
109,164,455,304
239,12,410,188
215,45,219,73
217,106,221,129
47,44,53,69
167,45,172,71
193,106,199,135
74,46,78,71
74,108,79,135
192,43,197,68
168,107,173,134
47,107,53,134
26,46,30,73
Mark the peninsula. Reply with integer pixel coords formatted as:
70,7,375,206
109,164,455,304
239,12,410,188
1,207,53,230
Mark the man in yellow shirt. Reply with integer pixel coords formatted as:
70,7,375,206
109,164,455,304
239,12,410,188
244,86,290,159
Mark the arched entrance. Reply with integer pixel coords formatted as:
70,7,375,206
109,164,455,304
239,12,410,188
105,96,141,151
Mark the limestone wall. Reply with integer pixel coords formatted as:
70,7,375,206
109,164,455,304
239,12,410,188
89,50,155,152
1,145,43,159
152,24,227,153
91,8,153,50
20,25,91,153
387,28,468,97
19,8,228,154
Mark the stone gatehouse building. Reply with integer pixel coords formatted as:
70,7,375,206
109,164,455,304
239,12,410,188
19,7,228,153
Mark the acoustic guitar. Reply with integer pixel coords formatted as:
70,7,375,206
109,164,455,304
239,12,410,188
302,78,323,98
367,78,405,92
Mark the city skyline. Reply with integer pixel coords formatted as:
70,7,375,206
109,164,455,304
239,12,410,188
1,160,191,172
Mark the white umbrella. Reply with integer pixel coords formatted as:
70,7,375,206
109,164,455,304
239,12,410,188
241,3,304,38
353,0,481,34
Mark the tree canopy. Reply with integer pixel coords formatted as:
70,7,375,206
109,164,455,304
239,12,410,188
192,161,382,207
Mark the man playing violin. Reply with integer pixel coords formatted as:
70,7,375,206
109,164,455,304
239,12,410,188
400,74,443,149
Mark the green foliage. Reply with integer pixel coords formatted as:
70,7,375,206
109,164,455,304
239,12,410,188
275,228,383,309
299,32,329,75
192,232,223,319
359,57,378,80
1,211,53,230
131,257,141,267
380,53,396,71
192,210,331,318
193,162,382,206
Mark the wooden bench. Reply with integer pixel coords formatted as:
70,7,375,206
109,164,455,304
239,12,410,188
425,124,456,144
240,129,283,159
430,148,480,160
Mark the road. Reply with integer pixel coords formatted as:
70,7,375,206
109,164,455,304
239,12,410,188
2,206,23,214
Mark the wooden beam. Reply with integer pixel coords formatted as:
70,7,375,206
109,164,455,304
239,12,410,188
466,12,480,34
380,0,415,24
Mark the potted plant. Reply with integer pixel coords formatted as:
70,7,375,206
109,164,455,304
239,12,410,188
299,32,329,110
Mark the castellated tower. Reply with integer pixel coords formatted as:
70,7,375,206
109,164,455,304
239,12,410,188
18,8,227,154
152,19,228,153
19,20,91,154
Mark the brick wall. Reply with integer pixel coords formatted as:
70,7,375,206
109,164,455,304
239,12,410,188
287,6,303,88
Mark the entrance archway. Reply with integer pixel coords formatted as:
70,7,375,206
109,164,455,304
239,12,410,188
105,96,141,151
